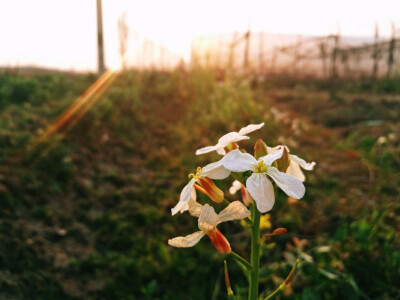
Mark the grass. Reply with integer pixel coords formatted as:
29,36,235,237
0,69,399,299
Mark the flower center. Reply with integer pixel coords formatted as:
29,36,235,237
188,167,203,179
254,160,268,173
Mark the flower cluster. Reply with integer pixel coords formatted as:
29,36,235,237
169,122,315,254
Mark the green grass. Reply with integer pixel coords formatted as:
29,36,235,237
0,70,399,299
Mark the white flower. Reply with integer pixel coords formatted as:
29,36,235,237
221,148,305,213
229,180,242,195
168,201,250,253
267,145,316,182
171,161,230,215
196,123,265,155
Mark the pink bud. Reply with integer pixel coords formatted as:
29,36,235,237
207,228,231,254
196,177,224,203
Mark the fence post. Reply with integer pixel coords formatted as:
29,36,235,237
118,12,128,70
243,27,251,72
96,0,106,74
330,34,339,79
319,40,327,78
259,31,264,74
372,23,380,79
387,22,395,78
293,35,301,77
228,32,237,71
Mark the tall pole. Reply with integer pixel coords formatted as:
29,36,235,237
293,35,301,77
118,12,128,70
96,0,105,74
228,31,238,70
259,31,264,74
330,34,339,79
372,23,380,79
243,19,251,72
320,40,327,78
387,22,395,78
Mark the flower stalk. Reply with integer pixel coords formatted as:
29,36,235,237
264,259,300,300
249,203,261,300
224,260,237,300
230,251,253,272
168,123,313,299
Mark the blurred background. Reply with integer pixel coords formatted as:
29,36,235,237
0,0,399,299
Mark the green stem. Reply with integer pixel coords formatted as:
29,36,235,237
224,260,238,300
230,251,253,271
248,204,261,300
264,259,299,300
264,284,284,300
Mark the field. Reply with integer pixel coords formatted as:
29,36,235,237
0,69,399,299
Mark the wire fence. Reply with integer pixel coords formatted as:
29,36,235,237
118,13,400,79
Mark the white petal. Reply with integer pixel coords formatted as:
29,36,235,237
202,161,231,180
229,180,242,195
217,201,251,223
290,154,316,171
216,148,226,155
268,167,305,199
198,204,219,231
195,131,248,156
267,145,290,154
246,173,275,213
238,122,265,135
217,132,249,146
175,188,198,215
168,231,205,248
188,196,202,217
171,179,196,215
258,147,284,166
196,145,220,155
221,149,256,172
286,161,306,182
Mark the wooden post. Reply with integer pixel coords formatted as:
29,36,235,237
293,35,301,76
387,22,395,78
149,40,154,70
270,47,277,75
372,23,380,79
259,31,264,74
243,21,251,72
330,34,339,79
319,40,327,78
96,0,105,74
143,40,149,70
217,38,223,70
118,12,128,70
342,50,350,78
160,45,165,72
228,31,237,70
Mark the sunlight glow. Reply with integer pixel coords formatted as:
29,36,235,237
0,0,399,71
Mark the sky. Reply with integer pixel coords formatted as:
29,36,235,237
0,0,399,71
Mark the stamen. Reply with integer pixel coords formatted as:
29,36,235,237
188,167,203,179
254,160,268,173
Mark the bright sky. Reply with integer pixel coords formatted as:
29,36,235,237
0,0,399,71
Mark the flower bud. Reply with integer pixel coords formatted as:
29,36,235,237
269,227,288,236
195,177,224,203
223,142,239,154
274,146,290,172
224,261,235,298
240,184,253,206
254,139,268,159
207,228,231,254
